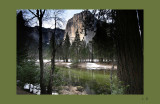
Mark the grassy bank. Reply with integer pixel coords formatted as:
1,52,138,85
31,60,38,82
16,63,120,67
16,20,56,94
53,66,120,94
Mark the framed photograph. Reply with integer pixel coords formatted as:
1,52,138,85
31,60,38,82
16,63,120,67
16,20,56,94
0,0,159,104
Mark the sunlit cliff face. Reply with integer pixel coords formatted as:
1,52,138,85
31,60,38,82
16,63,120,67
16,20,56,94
64,11,96,44
65,13,84,42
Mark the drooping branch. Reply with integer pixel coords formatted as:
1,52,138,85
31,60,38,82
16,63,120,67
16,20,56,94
28,9,38,18
26,16,36,22
42,10,46,16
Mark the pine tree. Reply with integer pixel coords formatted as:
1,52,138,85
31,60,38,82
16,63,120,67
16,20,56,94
73,29,81,62
115,10,143,94
64,33,71,62
93,21,113,62
17,11,28,65
79,39,87,62
17,11,39,87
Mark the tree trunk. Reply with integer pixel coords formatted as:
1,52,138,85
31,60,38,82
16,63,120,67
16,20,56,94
91,42,94,63
39,17,46,94
47,31,56,94
66,54,68,62
48,18,57,94
99,58,103,63
110,57,114,94
66,58,68,62
115,10,143,94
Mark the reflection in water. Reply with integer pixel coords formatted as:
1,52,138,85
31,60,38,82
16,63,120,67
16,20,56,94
23,62,117,95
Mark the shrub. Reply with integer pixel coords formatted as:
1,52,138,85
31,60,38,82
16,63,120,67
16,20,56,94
17,59,39,87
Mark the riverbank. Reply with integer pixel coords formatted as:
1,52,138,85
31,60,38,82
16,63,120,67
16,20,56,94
55,62,117,70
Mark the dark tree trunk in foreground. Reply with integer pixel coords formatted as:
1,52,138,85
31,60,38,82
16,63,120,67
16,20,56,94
39,16,46,94
115,10,143,94
66,57,68,62
28,9,46,94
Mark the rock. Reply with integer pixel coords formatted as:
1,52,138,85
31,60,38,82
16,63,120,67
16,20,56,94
52,92,58,95
59,86,87,95
24,83,30,90
76,86,84,92
64,11,97,44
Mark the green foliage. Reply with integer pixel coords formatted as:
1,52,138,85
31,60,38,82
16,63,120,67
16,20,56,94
53,67,66,87
43,66,66,87
17,59,39,87
93,21,115,62
40,64,126,95
79,39,88,61
110,76,125,94
111,83,124,94
71,29,81,62
63,33,71,62
55,67,113,94
64,33,71,49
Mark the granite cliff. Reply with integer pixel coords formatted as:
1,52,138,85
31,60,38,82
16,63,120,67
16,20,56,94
64,11,97,43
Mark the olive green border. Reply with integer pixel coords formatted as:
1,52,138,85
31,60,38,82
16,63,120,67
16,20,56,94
0,0,159,104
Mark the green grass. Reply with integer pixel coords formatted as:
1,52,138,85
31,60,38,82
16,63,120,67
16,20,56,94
57,67,110,82
54,66,119,94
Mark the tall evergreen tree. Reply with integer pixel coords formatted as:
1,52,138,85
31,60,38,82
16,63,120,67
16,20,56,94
17,11,39,87
79,39,87,62
93,21,113,62
17,11,28,65
115,10,143,94
64,33,70,62
17,11,28,81
93,10,143,94
73,29,81,62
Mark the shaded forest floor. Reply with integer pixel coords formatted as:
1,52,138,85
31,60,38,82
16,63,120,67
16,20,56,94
17,85,86,95
17,86,34,95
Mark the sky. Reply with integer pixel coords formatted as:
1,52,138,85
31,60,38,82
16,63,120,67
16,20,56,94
19,9,113,29
42,9,83,29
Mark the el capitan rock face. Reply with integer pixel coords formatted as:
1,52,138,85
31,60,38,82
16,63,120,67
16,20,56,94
64,11,97,43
